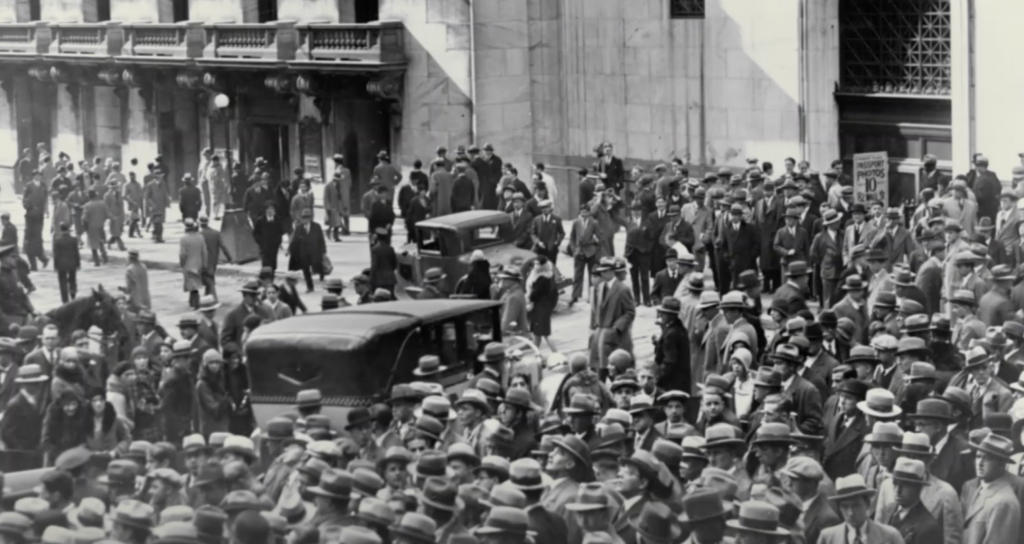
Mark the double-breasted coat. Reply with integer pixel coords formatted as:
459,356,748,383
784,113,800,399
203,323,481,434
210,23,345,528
288,222,327,274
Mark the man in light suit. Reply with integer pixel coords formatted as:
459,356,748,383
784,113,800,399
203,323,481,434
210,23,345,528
960,433,1021,544
24,324,60,377
941,179,978,238
716,291,758,374
589,257,636,372
843,203,882,264
774,208,810,266
914,241,946,315
700,292,730,386
950,290,987,352
947,347,1014,430
832,275,869,345
568,206,600,305
995,189,1021,252
882,207,916,270
818,474,905,544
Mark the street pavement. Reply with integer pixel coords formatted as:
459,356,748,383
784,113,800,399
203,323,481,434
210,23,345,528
0,176,664,365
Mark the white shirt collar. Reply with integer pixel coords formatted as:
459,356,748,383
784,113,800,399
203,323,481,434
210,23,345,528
846,521,870,541
801,493,819,513
782,375,795,391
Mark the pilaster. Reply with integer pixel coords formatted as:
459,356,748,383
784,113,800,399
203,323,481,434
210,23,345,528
0,80,16,168
111,0,176,23
41,0,98,22
55,83,84,159
949,0,974,176
123,87,158,168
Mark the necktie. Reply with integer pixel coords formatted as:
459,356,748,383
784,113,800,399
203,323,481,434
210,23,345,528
855,226,861,243
971,380,984,403
853,528,863,544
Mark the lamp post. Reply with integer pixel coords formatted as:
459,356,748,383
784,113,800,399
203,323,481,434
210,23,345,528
213,93,233,176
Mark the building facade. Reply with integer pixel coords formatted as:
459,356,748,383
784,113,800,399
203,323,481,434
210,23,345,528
0,0,1015,216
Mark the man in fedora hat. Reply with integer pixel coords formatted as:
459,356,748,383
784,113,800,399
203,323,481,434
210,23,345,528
843,203,882,265
540,435,595,519
810,208,845,306
653,297,691,395
773,260,810,316
872,429,963,543
220,280,273,348
109,499,155,544
418,476,472,544
961,432,1021,544
288,208,327,293
832,274,869,344
726,500,790,544
179,217,208,309
774,205,810,268
823,380,870,480
589,257,636,372
978,265,1015,327
678,487,730,544
947,346,1014,429
198,214,230,301
0,363,48,451
719,201,759,290
768,344,824,436
949,289,985,350
875,458,943,544
563,481,621,544
819,474,903,544
497,266,528,336
779,456,838,544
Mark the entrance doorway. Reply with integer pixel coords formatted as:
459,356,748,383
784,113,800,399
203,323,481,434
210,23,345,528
251,123,290,182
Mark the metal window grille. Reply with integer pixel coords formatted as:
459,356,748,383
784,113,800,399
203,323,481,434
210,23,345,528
839,0,951,96
670,0,705,19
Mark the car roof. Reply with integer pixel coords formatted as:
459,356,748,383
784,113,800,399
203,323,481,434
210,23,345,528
247,299,502,348
415,210,510,231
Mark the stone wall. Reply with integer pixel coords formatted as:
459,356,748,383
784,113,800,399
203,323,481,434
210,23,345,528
379,0,472,167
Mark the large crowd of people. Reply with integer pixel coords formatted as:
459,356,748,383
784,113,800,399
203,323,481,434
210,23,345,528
0,140,1022,544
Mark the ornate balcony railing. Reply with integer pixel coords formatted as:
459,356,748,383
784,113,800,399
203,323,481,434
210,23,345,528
0,22,51,56
48,22,123,57
202,21,298,61
296,21,403,64
121,22,204,59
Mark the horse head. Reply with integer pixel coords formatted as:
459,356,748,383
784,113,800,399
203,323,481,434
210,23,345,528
90,285,128,337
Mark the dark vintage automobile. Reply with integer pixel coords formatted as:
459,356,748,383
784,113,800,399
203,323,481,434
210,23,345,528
396,210,570,297
245,299,503,427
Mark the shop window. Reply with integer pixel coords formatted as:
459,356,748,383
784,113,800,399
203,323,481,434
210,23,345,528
97,0,110,21
670,0,704,19
29,0,41,21
258,0,278,23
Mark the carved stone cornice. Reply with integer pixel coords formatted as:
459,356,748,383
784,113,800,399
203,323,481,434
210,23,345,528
366,74,401,103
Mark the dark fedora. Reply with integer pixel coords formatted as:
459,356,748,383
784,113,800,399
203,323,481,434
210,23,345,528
418,477,463,512
392,513,437,544
307,469,354,500
552,435,593,475
841,274,866,291
412,450,448,479
630,502,680,544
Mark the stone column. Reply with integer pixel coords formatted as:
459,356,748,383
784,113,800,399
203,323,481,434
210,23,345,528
0,87,17,169
277,0,357,23
949,0,974,176
123,88,158,167
54,83,84,159
800,0,840,170
94,86,122,164
111,0,175,23
970,0,1024,179
40,0,98,22
379,0,473,167
190,0,260,22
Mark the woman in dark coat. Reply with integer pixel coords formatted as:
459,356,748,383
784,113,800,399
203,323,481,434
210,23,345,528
527,256,557,352
456,251,493,300
84,387,130,456
195,349,231,438
223,343,254,437
41,389,90,462
287,210,327,292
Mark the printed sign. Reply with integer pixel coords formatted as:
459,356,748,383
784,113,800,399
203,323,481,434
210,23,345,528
852,151,889,205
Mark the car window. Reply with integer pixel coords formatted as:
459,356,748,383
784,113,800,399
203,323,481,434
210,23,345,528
468,225,504,250
418,228,443,255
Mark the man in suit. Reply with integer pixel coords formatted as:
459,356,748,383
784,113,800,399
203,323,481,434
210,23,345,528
772,260,810,315
25,324,60,377
902,400,972,534
288,209,328,292
995,189,1021,253
0,363,49,453
756,180,786,292
0,338,20,411
221,280,274,348
530,200,565,265
650,248,684,305
589,258,636,371
568,206,600,305
947,346,1015,430
509,193,534,250
628,396,664,452
719,203,759,289
950,290,987,351
717,291,758,373
774,207,810,267
832,275,869,345
810,208,845,307
878,458,944,544
646,197,671,276
769,343,824,436
803,322,839,398
960,433,1021,544
52,222,79,303
540,435,593,518
199,216,230,300
818,474,905,544
781,456,839,544
916,241,946,314
942,179,978,238
823,379,870,480
978,265,1015,327
882,207,916,270
624,203,654,306
844,203,883,264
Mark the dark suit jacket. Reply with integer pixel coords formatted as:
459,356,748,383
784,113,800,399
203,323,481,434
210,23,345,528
899,284,930,315
52,232,80,272
757,196,786,271
650,270,683,304
526,504,568,544
0,391,44,451
179,185,203,219
931,428,974,493
510,210,534,249
774,225,810,263
916,258,943,315
804,350,839,399
530,213,565,254
288,222,327,272
803,491,841,544
832,295,868,344
200,227,228,273
595,280,636,335
784,374,824,436
370,242,398,288
772,282,808,315
0,365,19,410
220,302,274,348
636,427,663,452
569,216,600,257
823,412,867,480
884,225,916,268
721,220,759,273
810,229,844,280
880,500,943,544
655,320,691,395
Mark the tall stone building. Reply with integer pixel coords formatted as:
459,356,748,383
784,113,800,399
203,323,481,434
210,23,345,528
0,0,1014,215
